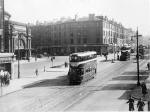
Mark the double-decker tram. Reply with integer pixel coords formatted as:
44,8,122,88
120,46,131,61
68,51,97,85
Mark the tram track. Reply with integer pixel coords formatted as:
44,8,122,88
41,61,130,111
50,60,148,111
10,59,148,112
21,61,125,112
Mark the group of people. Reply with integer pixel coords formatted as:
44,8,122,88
127,82,148,111
0,70,10,86
127,96,145,111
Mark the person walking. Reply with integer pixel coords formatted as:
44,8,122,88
141,82,147,97
64,62,68,68
44,66,46,72
137,98,145,111
126,95,135,111
147,62,150,70
35,69,38,76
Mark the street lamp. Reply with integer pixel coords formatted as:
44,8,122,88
132,28,142,86
17,33,22,79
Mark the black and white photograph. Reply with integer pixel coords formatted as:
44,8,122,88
0,0,150,111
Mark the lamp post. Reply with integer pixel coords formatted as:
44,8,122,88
132,28,142,86
18,33,21,78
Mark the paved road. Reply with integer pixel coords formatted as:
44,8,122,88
13,56,69,78
0,56,149,112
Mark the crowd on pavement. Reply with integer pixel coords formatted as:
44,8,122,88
0,70,10,86
127,81,148,111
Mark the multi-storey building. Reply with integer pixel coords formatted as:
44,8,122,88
31,14,134,55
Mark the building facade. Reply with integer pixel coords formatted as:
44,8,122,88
31,14,134,55
4,12,32,60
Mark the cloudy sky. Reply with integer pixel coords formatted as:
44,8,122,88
4,0,150,36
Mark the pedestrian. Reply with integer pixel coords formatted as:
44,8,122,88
141,82,147,97
44,66,45,72
65,62,68,68
137,98,145,111
35,69,38,76
126,95,135,111
147,62,150,70
117,54,120,60
0,70,4,85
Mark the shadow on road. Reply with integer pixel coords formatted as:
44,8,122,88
23,75,69,88
119,87,150,101
112,75,149,80
122,70,149,75
101,83,136,90
101,69,150,100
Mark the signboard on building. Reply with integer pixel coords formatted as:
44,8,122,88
0,57,12,64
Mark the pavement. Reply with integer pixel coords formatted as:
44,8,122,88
1,53,150,111
0,54,112,96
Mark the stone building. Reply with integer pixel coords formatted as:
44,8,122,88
4,12,32,60
31,14,134,55
0,0,31,79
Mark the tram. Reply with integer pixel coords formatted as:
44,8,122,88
68,51,97,85
120,46,131,61
139,45,145,59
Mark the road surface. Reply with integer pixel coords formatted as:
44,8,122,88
0,56,149,112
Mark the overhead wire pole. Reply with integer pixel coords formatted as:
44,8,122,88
18,33,21,78
132,28,142,86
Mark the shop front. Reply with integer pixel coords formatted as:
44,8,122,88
0,53,15,79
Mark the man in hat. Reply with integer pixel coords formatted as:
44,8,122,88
127,95,135,111
137,98,145,111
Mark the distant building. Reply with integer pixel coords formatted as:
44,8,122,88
31,14,134,55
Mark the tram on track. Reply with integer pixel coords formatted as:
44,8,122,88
120,46,131,61
68,51,97,85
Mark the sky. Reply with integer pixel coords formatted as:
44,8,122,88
4,0,150,36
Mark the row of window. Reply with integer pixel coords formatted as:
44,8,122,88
70,54,97,62
71,38,88,44
103,22,123,31
103,38,114,44
85,67,96,73
103,30,121,38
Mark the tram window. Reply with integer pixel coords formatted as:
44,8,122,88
86,68,91,73
70,55,78,62
77,68,84,74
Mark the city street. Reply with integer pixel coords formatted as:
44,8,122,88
0,55,149,112
1,0,150,112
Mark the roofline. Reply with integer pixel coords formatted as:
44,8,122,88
10,20,27,27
